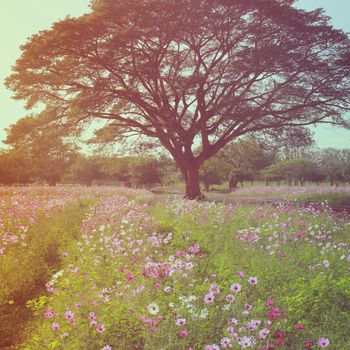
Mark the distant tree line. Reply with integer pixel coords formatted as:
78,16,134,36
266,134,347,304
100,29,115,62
199,137,350,190
0,122,349,189
0,148,175,188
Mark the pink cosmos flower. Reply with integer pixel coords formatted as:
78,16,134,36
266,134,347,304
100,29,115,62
176,318,186,326
238,271,245,279
259,328,269,340
294,323,304,331
209,283,220,294
89,312,96,320
226,294,235,303
205,345,220,350
126,273,135,282
220,337,232,348
102,346,112,350
96,324,106,333
273,330,284,339
268,307,281,320
305,340,313,348
246,319,261,331
179,329,189,337
64,310,74,320
229,318,238,325
317,337,330,348
230,283,242,293
44,310,55,318
51,322,60,330
204,292,215,304
248,276,258,285
244,303,253,310
266,298,275,307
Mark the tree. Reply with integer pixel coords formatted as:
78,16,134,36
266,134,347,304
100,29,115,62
220,137,275,188
261,158,319,185
0,149,32,185
70,156,103,186
199,155,230,191
128,157,163,188
4,117,78,186
6,0,350,198
315,148,349,185
262,127,315,160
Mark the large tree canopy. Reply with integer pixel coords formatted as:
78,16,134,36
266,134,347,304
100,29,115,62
6,0,350,198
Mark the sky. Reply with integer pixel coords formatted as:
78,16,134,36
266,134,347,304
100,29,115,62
0,0,349,149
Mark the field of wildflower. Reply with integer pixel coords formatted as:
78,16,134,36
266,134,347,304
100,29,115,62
1,186,350,349
228,185,350,205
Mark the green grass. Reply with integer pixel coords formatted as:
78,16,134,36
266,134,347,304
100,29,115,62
0,199,95,349
296,192,350,207
10,194,350,349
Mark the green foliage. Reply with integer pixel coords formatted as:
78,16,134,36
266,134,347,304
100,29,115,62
5,0,350,198
3,190,350,349
0,200,92,348
199,156,230,191
297,191,350,206
128,157,163,188
70,157,103,186
261,158,319,185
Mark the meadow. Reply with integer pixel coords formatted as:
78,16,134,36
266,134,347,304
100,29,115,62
1,186,349,349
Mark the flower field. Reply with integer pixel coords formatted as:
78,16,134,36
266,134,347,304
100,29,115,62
228,185,350,204
1,187,350,349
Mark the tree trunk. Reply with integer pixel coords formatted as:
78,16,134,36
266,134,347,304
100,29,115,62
229,178,238,189
184,165,202,200
204,181,210,192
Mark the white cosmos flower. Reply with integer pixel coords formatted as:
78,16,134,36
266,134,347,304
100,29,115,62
147,303,160,315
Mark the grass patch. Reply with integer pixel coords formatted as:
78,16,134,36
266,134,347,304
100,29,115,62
297,191,350,207
0,199,94,349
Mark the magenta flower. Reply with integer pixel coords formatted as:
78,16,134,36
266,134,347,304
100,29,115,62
294,323,304,331
102,346,112,350
305,340,314,348
179,329,189,337
266,298,275,307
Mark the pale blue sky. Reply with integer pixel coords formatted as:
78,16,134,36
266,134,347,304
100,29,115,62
0,0,349,148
